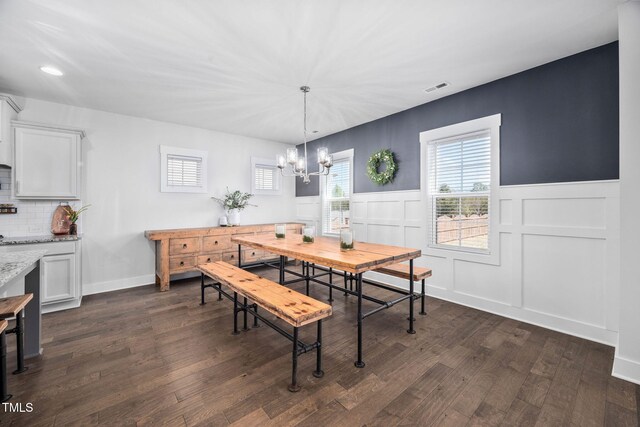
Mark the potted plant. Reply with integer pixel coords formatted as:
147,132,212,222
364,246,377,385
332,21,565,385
212,188,255,226
64,204,90,235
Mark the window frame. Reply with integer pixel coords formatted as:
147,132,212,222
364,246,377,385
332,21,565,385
251,156,282,196
160,145,208,193
321,149,354,236
420,114,501,265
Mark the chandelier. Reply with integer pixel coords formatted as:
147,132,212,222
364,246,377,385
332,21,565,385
277,86,332,183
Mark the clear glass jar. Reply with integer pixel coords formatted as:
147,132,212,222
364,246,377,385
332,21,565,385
340,229,354,251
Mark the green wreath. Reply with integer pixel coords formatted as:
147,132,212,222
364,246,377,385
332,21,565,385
367,149,397,185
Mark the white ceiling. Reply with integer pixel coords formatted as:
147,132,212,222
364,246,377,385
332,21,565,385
0,0,619,144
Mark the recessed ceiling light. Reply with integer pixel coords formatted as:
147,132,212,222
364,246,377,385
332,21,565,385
39,66,63,76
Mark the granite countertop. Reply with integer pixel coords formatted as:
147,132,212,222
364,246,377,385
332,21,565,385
0,234,81,246
0,250,47,287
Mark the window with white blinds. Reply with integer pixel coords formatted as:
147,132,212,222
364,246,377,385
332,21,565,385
322,150,353,235
160,146,208,193
167,155,202,187
428,131,491,251
255,166,275,190
251,157,281,195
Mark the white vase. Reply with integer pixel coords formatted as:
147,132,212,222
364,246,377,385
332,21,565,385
227,209,241,226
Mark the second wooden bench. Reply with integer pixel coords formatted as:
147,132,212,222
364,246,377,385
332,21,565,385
197,261,332,392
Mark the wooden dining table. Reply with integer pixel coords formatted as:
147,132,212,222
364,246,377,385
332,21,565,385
231,233,421,368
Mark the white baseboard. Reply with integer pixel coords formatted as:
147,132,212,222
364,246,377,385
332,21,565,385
612,353,640,385
42,298,82,314
83,274,156,296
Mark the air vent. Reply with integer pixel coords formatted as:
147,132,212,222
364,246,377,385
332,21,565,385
425,82,450,93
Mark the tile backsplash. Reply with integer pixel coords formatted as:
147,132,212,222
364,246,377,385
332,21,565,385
0,169,81,237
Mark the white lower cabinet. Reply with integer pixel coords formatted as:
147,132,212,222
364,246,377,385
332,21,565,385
42,253,77,304
0,240,82,313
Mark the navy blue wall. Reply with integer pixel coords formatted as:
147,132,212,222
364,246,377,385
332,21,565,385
296,42,619,197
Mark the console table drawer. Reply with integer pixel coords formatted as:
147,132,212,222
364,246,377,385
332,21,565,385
222,251,239,266
170,238,201,255
202,236,232,252
170,255,196,271
198,253,222,265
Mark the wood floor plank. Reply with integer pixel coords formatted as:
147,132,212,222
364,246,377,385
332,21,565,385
500,398,541,427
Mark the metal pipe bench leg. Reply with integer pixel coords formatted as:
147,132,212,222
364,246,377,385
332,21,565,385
12,311,26,374
407,261,416,335
313,320,324,378
243,297,249,331
420,279,427,315
0,330,10,402
288,327,301,392
232,292,240,335
328,268,333,302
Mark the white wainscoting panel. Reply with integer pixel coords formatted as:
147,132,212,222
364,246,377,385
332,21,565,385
522,234,606,327
296,181,619,346
523,197,606,228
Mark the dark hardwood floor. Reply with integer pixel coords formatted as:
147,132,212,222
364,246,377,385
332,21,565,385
2,266,639,426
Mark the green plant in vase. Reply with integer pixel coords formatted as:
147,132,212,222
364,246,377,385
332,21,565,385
303,235,314,243
64,204,91,235
212,188,256,226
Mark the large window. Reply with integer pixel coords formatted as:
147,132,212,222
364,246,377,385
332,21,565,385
421,114,500,255
322,149,353,235
160,146,208,193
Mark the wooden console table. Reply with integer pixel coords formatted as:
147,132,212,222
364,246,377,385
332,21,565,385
145,223,303,291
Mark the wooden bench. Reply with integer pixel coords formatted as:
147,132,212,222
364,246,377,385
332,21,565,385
197,261,332,392
0,294,33,374
0,319,9,402
375,263,432,316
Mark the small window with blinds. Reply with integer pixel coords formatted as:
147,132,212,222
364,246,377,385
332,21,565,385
428,131,491,251
160,146,208,193
322,150,353,235
251,157,281,195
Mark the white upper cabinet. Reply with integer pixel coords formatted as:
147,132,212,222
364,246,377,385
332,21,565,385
0,94,22,167
13,121,85,200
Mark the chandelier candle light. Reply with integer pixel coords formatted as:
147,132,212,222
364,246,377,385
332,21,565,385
277,86,333,183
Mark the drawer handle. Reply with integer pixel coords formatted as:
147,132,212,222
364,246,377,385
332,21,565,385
207,258,211,262
183,244,188,248
180,261,184,266
230,255,234,259
252,252,256,256
215,240,218,245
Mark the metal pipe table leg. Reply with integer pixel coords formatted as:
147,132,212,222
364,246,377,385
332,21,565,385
407,260,416,334
343,271,348,296
200,273,206,305
305,262,310,296
13,310,26,374
328,268,333,302
288,327,301,392
420,278,427,315
279,256,286,285
355,273,365,368
313,320,324,378
0,330,10,402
